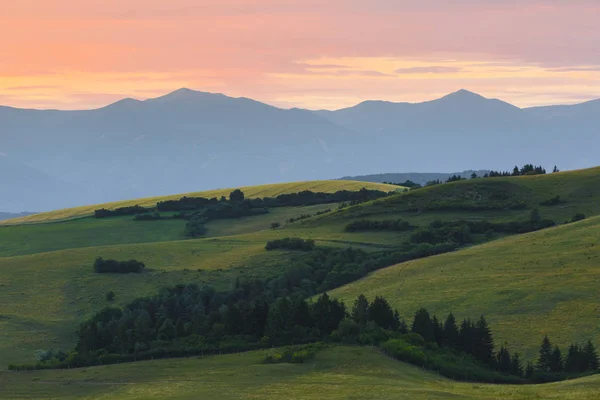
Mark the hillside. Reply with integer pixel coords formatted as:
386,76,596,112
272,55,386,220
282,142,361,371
2,180,400,224
329,214,600,360
1,168,600,373
1,88,599,212
2,346,600,400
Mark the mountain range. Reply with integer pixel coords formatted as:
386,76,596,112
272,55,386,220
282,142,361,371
1,88,598,212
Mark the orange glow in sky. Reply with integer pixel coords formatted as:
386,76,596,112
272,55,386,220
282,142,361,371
1,0,599,110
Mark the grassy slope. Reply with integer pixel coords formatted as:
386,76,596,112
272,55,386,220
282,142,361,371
2,346,600,400
2,180,402,224
323,167,600,226
0,203,337,257
2,168,600,368
330,215,600,360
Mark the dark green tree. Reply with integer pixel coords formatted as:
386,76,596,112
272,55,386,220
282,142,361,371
537,335,553,372
496,344,512,373
474,316,495,365
583,339,599,371
564,344,583,373
368,296,396,331
351,294,369,329
442,312,459,349
549,345,563,373
229,189,245,202
511,353,523,377
411,308,435,343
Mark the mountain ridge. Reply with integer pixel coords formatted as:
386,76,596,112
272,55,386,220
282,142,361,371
1,88,599,212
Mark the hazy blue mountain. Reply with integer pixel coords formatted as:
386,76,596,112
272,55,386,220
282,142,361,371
0,155,84,212
317,90,599,173
0,89,359,211
1,88,598,212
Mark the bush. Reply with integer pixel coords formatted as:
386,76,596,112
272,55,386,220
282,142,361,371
540,196,562,206
105,291,115,301
265,238,316,252
270,222,281,229
345,219,413,233
93,257,145,273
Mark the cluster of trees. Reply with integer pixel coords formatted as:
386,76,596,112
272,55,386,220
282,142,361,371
384,180,422,190
265,238,316,252
408,212,556,246
345,219,413,233
485,164,548,178
184,215,207,238
94,206,152,218
157,189,390,214
537,336,599,375
446,175,466,183
26,278,599,385
93,257,145,274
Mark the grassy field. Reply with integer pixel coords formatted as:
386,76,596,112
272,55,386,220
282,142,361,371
2,168,600,374
0,203,337,257
330,215,600,360
2,180,401,225
2,346,600,400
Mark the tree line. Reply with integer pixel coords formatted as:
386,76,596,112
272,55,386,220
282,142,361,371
16,285,598,384
93,257,145,274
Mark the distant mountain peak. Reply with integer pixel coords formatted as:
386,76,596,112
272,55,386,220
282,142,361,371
442,89,486,101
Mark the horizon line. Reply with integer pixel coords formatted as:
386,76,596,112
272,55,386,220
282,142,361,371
1,87,598,113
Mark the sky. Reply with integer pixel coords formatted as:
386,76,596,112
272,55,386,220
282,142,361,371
1,0,599,110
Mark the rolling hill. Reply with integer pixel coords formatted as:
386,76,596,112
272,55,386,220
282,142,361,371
2,346,600,400
1,88,599,212
2,168,600,390
1,180,400,224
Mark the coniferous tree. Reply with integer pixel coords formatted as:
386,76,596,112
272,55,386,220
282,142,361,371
351,294,369,329
442,313,459,349
549,345,564,373
432,315,444,346
512,166,520,176
368,296,396,330
564,344,582,373
511,353,524,377
411,308,435,343
474,316,495,365
583,339,599,371
496,344,512,373
458,318,476,356
537,335,553,372
525,361,535,378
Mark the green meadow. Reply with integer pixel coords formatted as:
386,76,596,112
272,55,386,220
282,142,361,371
2,346,600,400
2,170,600,396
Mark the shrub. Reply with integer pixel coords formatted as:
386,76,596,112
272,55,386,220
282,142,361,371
345,219,413,233
265,238,316,252
270,222,281,229
105,291,115,301
93,257,145,273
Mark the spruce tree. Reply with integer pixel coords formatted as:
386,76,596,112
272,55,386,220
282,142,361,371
474,316,495,365
583,339,599,371
511,353,524,377
432,315,444,346
411,308,435,343
351,294,369,329
537,335,553,372
564,344,582,373
442,312,459,349
368,296,395,330
496,344,512,373
549,345,564,373
525,361,535,379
